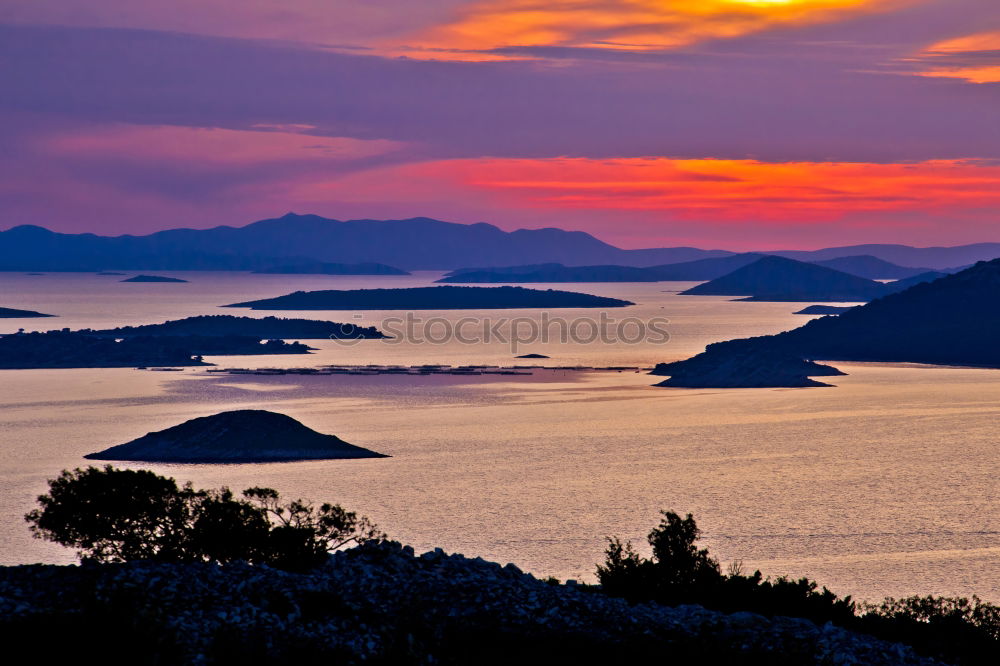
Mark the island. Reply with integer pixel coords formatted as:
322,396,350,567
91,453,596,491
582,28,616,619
650,350,845,388
225,286,635,310
680,256,886,302
86,315,386,340
85,409,387,462
652,257,1000,387
121,275,189,283
0,307,54,318
253,261,410,275
516,353,550,359
96,271,126,276
0,330,312,369
793,305,854,315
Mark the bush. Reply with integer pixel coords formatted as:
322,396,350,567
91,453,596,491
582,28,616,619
596,510,853,626
25,466,381,570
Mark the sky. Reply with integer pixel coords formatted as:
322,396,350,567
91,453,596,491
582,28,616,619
1,0,999,249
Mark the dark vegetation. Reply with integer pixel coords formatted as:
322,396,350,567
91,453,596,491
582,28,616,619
25,466,381,571
597,511,999,665
0,306,54,318
11,466,998,664
225,285,634,310
0,329,311,368
86,314,386,339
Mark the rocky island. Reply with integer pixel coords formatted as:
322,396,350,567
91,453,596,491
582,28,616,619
85,410,387,463
225,286,634,310
0,307,54,318
86,315,386,340
121,274,189,283
253,261,409,275
681,256,886,302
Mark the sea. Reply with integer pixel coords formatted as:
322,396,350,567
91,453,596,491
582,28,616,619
0,270,997,604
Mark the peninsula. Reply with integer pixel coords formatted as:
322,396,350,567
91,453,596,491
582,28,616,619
225,286,634,310
85,410,387,462
0,307,54,318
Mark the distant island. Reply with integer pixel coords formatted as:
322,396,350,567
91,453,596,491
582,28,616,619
809,255,936,280
650,350,845,388
0,307,54,318
225,286,635,310
516,353,550,359
681,256,887,302
85,410,387,463
87,315,386,340
881,271,948,294
121,275,188,283
253,261,409,275
0,330,312,369
96,271,126,276
652,258,1000,387
794,305,854,315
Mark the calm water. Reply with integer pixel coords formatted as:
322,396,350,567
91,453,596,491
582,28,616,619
0,271,997,604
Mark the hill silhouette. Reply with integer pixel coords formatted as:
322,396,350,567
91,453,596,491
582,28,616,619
681,256,887,302
654,258,1000,387
794,305,854,315
651,350,845,388
810,255,934,280
438,264,664,283
882,271,948,294
89,315,385,340
253,261,409,275
225,286,634,310
85,410,387,462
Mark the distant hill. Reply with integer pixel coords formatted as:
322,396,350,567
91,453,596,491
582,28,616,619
0,215,731,271
226,286,634,310
438,264,664,283
768,243,1000,271
88,315,386,340
440,254,769,283
680,256,887,302
653,258,1000,388
253,261,409,275
808,255,933,280
0,307,54,318
85,410,387,463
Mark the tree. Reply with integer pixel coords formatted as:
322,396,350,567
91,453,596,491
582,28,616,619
25,466,381,570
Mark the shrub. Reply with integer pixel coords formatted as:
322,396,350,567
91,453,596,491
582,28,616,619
25,466,381,570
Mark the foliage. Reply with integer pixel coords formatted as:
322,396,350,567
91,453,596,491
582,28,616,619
25,466,381,570
855,595,1000,665
596,510,853,626
597,510,1000,664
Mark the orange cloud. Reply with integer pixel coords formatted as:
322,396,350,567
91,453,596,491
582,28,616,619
409,0,905,57
366,157,1000,224
913,30,1000,83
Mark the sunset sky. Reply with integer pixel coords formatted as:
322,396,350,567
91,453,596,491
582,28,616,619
2,0,999,248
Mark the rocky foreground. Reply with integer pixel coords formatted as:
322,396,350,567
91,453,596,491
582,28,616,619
0,542,937,665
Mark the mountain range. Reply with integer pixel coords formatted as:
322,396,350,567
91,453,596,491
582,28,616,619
1,213,997,271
